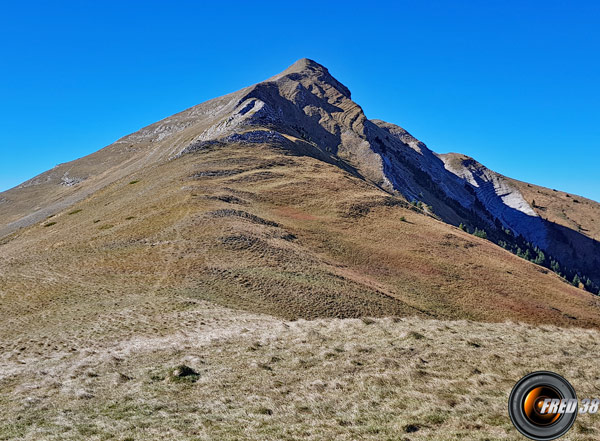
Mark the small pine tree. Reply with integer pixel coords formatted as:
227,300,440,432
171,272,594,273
459,223,467,232
473,228,487,239
573,274,581,287
534,249,545,265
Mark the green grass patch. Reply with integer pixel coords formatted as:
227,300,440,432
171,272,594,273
168,365,200,383
98,224,114,230
68,209,82,215
129,180,139,185
43,222,57,227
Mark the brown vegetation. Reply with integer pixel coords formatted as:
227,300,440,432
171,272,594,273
1,142,599,343
2,306,600,440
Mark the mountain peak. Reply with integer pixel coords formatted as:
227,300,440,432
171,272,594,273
268,58,351,99
284,58,327,74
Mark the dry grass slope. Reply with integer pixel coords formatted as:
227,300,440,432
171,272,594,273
1,142,599,338
1,304,600,440
1,142,600,343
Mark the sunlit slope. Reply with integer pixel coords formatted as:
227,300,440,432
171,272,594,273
1,142,599,344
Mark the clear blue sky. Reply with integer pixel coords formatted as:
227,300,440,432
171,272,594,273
1,1,599,201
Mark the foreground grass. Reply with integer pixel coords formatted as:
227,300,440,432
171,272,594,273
1,305,599,440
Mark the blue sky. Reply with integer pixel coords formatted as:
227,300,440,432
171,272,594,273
1,1,599,201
